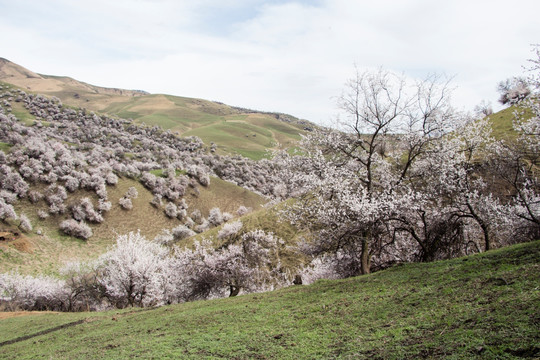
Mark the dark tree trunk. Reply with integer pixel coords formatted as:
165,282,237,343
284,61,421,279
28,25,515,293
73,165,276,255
229,285,240,297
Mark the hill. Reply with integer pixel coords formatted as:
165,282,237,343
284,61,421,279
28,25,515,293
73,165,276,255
0,240,538,359
0,57,310,160
0,82,289,275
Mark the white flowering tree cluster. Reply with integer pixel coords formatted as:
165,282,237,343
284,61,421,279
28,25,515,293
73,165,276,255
0,230,289,311
283,65,539,278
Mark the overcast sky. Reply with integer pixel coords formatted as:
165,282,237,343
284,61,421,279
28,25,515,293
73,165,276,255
1,0,539,125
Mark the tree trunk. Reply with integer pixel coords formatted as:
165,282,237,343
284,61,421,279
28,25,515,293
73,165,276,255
229,284,240,297
360,238,370,274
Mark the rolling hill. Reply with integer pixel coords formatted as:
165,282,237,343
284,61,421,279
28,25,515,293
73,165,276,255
0,57,311,160
0,240,538,359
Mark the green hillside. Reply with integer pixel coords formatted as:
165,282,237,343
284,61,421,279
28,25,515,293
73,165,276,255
487,105,535,140
0,241,538,359
93,93,305,160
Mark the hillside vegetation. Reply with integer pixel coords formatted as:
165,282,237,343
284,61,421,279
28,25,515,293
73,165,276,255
0,82,297,277
0,58,309,160
1,175,268,276
0,240,538,359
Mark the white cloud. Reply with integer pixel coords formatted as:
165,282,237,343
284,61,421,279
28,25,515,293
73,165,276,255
1,0,539,123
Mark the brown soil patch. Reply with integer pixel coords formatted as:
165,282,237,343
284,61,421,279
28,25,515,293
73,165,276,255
0,229,33,253
11,237,33,253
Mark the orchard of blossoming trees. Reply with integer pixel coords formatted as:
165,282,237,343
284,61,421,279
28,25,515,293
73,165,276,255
0,49,538,311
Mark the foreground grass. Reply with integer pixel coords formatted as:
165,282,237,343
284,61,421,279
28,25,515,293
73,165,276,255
1,241,538,359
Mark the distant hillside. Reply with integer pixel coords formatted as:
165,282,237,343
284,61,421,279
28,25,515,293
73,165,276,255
0,58,311,160
0,240,538,359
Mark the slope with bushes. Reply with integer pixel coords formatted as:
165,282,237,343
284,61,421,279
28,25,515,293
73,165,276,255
0,83,283,275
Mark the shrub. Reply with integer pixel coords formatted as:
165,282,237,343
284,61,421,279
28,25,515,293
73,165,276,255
0,190,17,204
172,225,196,240
0,198,17,221
217,220,243,240
98,199,112,212
164,202,177,218
190,209,203,224
37,209,49,220
60,219,93,240
80,197,103,223
150,194,162,208
28,190,43,204
125,186,138,199
105,173,118,185
19,213,32,232
222,212,234,222
208,207,224,226
118,197,133,210
236,206,250,216
0,272,67,311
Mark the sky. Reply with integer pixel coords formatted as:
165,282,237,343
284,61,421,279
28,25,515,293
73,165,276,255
1,0,539,125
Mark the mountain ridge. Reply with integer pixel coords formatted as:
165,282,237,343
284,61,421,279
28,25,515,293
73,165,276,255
0,57,148,97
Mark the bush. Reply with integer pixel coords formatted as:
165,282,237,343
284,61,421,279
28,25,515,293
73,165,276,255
208,207,224,226
60,219,93,240
236,206,250,216
217,220,243,240
0,272,67,311
125,186,138,199
150,194,162,208
118,197,133,210
19,213,32,233
98,199,112,212
37,209,49,220
164,202,177,218
172,225,196,240
0,198,17,221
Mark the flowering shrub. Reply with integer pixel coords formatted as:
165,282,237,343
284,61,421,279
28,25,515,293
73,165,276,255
59,219,93,240
118,197,133,210
217,220,243,240
18,213,32,232
0,272,67,311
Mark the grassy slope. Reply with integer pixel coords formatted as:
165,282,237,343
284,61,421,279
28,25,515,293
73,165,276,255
94,93,305,160
487,105,534,140
0,241,538,359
